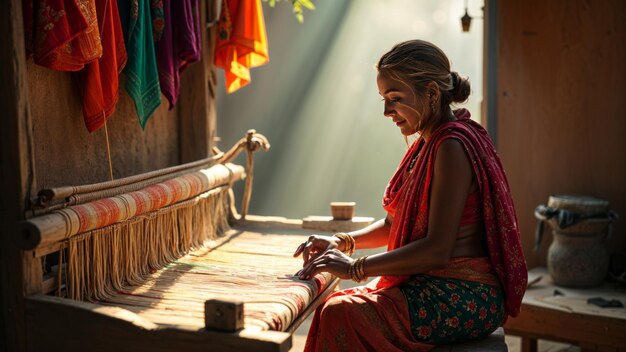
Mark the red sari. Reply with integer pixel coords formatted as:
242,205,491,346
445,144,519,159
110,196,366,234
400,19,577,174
304,109,527,351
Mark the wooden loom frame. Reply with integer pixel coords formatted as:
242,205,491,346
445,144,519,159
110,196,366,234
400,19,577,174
0,1,342,350
17,133,343,352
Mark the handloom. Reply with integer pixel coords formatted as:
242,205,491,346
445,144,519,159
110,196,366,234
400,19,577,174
20,132,339,351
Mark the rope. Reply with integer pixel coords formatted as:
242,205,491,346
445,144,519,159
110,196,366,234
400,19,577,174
104,117,114,181
214,130,270,219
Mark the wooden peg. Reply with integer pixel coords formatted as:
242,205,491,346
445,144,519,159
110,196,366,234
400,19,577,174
204,299,244,331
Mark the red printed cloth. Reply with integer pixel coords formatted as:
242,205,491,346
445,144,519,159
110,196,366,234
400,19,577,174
304,109,526,351
380,108,527,318
25,0,103,71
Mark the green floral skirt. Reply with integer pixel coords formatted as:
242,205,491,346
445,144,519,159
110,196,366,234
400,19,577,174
399,275,505,344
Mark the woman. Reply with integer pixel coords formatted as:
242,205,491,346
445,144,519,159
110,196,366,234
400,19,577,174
293,40,527,351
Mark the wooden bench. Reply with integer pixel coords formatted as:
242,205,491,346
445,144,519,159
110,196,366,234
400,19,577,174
504,267,626,352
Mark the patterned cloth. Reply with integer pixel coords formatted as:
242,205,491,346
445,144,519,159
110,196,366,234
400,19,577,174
305,283,430,351
119,0,162,128
381,108,527,318
214,0,269,93
77,0,127,132
304,260,505,352
304,109,526,351
155,0,202,109
24,0,102,71
400,276,505,344
150,0,164,41
304,275,504,350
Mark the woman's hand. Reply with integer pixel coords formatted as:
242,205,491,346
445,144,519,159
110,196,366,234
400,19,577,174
296,249,353,280
293,234,342,265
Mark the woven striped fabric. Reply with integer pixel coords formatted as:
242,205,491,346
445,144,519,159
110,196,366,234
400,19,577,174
30,163,244,241
100,230,332,332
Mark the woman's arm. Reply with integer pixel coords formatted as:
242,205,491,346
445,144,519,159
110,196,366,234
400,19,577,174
342,215,393,250
293,215,391,265
363,138,473,276
298,138,473,280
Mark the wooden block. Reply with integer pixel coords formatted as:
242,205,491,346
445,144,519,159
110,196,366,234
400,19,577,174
302,216,375,233
205,299,244,332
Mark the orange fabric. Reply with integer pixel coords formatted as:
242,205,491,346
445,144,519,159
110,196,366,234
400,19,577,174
214,0,269,93
304,258,501,352
426,257,501,287
78,0,127,132
305,284,433,352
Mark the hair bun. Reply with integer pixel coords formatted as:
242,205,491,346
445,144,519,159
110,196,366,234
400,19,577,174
449,71,471,103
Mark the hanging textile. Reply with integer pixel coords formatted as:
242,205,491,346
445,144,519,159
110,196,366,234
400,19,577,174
119,0,162,128
24,0,103,71
78,0,127,132
155,0,202,109
151,0,165,42
214,0,269,93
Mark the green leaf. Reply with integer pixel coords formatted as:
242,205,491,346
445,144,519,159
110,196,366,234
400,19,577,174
268,0,315,23
292,2,302,16
298,0,316,10
262,0,278,7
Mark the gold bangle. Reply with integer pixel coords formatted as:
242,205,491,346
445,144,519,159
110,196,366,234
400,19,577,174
358,256,368,282
357,256,366,281
334,233,352,254
349,260,357,282
349,256,368,283
333,233,355,256
348,260,355,281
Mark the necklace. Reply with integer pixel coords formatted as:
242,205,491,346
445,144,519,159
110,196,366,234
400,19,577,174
407,151,420,172
406,137,424,173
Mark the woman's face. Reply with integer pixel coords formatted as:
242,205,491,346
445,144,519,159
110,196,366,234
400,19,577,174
376,72,428,136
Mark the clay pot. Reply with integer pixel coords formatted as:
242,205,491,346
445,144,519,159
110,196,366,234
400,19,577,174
545,195,613,287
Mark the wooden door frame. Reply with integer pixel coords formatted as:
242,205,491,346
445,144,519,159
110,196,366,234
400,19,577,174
483,0,499,145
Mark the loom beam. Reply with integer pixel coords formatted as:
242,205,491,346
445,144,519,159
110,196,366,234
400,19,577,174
18,163,245,251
